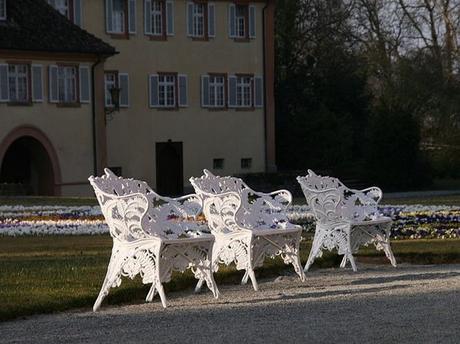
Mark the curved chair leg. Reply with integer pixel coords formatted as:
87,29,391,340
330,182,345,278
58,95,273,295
340,255,348,268
195,279,205,293
156,283,167,308
247,267,258,291
304,229,324,272
241,270,250,285
146,284,157,302
93,250,124,312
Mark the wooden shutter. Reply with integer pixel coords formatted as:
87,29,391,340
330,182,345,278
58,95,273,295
228,75,237,108
79,65,91,103
201,75,210,107
119,73,129,107
144,0,152,34
32,65,43,102
128,0,136,33
0,64,8,102
149,74,159,107
228,4,236,38
249,5,256,38
74,0,82,26
208,3,215,38
187,2,194,36
106,0,113,33
166,1,174,36
254,76,263,108
178,74,188,107
48,65,59,103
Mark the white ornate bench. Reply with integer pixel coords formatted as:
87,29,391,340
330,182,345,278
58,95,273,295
89,169,219,311
190,170,306,292
297,170,397,272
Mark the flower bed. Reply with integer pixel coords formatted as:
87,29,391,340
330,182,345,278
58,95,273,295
0,204,459,239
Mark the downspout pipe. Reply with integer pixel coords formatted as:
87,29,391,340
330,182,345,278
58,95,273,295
91,56,103,176
262,2,269,172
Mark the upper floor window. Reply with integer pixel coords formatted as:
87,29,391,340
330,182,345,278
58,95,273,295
47,0,82,26
8,64,29,103
104,71,130,108
106,0,136,35
0,0,6,20
236,75,251,107
187,2,215,39
229,3,255,40
158,74,175,107
145,0,173,38
201,74,226,108
104,72,118,107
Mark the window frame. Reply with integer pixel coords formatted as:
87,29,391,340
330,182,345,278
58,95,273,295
0,0,7,20
107,0,130,37
234,4,248,40
235,74,252,108
191,1,208,40
241,158,252,170
157,72,177,109
7,63,31,105
213,158,224,170
208,73,227,108
104,70,119,108
56,64,79,105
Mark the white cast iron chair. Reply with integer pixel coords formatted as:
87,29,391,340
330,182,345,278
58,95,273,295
297,170,397,272
190,169,306,292
89,169,219,311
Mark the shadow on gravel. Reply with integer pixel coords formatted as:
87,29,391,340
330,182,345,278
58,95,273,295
350,272,460,286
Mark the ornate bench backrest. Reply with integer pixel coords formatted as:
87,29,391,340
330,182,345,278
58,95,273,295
190,170,294,232
89,169,203,241
297,170,383,224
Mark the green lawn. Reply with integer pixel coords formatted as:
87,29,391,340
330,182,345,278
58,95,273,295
1,235,459,322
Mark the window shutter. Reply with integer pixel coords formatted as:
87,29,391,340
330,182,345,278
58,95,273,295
201,75,210,107
128,0,136,34
119,73,129,107
254,76,263,108
48,65,59,103
106,0,113,33
79,65,91,103
228,75,237,108
249,5,256,38
144,0,152,34
228,4,236,38
74,0,82,27
208,3,215,38
0,64,8,102
32,65,43,102
187,2,194,36
178,74,188,107
149,74,159,107
166,1,174,36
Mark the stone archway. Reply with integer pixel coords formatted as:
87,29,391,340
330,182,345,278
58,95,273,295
0,126,62,196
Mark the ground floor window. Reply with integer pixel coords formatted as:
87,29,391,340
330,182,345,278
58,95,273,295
236,76,251,107
57,65,77,103
209,75,225,107
158,74,176,107
104,72,118,107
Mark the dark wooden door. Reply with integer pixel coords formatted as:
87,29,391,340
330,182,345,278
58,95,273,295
155,141,183,196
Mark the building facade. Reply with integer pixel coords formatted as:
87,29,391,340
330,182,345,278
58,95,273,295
0,0,276,196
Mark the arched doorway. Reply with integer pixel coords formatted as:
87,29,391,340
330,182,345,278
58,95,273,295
0,127,61,196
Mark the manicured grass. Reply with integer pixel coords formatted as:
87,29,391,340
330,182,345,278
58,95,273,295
1,235,459,322
381,195,460,206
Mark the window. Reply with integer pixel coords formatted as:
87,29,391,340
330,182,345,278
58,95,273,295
158,74,176,107
54,0,70,18
241,158,252,169
57,66,77,103
0,0,6,20
104,72,118,107
112,0,125,33
8,64,29,103
209,75,225,107
236,76,251,107
192,3,205,37
213,158,224,170
229,3,255,39
235,5,246,38
151,1,163,36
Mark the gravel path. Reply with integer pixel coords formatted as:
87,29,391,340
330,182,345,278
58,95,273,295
1,263,459,344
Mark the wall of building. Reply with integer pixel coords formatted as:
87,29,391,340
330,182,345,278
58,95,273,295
0,56,106,196
82,1,267,190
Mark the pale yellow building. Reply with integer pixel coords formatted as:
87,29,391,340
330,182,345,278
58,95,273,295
0,0,276,196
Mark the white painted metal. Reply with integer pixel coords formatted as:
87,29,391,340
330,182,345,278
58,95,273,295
297,170,397,272
89,168,219,311
190,169,306,292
